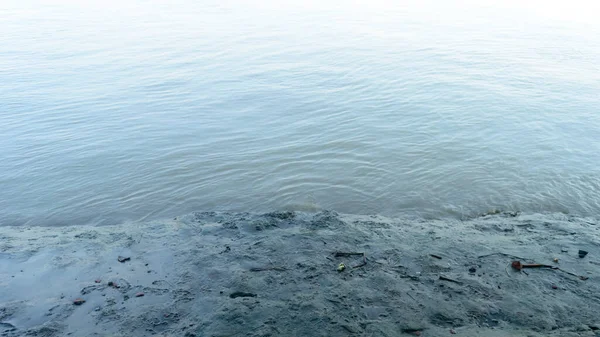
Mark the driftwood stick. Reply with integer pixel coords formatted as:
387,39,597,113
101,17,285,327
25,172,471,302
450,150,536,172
334,252,365,257
478,252,528,260
512,260,588,280
555,268,589,280
439,275,463,285
249,266,287,272
352,255,368,269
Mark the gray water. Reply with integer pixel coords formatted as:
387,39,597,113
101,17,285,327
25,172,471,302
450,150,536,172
1,0,600,226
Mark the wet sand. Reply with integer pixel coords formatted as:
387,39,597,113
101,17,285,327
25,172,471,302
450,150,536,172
1,211,599,337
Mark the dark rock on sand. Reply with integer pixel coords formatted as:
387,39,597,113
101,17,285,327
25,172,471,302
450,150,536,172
229,292,257,299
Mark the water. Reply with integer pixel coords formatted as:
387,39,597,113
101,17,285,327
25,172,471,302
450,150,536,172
1,0,599,226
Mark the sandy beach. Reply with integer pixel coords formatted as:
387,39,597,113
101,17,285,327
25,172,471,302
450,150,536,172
1,210,599,337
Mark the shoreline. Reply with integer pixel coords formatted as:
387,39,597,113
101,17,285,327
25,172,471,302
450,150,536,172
1,210,599,336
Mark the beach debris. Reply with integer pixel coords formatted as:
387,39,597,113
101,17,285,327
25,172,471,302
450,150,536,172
510,260,588,280
117,256,131,263
430,254,442,260
249,266,287,272
135,292,144,297
552,285,558,289
478,252,526,260
511,261,523,271
401,328,423,335
81,284,103,295
439,275,463,285
333,251,367,269
95,279,101,283
353,255,367,269
73,298,86,305
553,258,559,263
579,250,588,258
229,291,257,299
450,329,457,334
511,261,554,270
334,252,364,257
468,267,477,273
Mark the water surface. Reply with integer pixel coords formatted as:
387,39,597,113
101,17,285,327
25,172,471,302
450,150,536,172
1,0,599,226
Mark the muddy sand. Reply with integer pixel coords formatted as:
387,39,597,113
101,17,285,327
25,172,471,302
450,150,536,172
1,211,600,337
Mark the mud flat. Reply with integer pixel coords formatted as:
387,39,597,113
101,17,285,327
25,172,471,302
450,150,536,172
1,211,600,336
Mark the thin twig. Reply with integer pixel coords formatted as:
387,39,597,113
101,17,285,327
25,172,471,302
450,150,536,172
478,252,528,260
334,252,365,257
522,264,555,269
555,268,588,280
509,261,587,280
249,266,287,272
439,275,463,285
